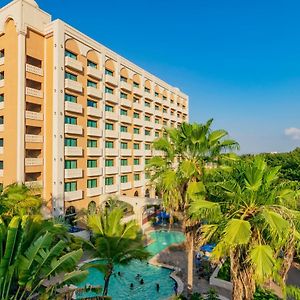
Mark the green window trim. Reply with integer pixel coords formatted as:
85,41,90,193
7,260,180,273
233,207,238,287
65,72,77,81
87,179,97,188
134,174,140,181
65,50,77,59
121,159,128,166
105,177,114,186
87,120,97,128
65,116,77,125
87,80,97,88
121,175,128,183
105,69,114,76
105,86,114,94
0,94,3,103
133,143,140,150
120,126,128,133
105,141,114,149
120,109,128,116
87,160,97,168
64,181,77,192
65,138,77,147
87,100,97,107
105,123,114,130
133,128,140,134
133,112,139,119
105,159,114,167
87,60,97,68
65,94,77,103
105,105,114,112
134,159,140,165
120,142,128,149
120,92,128,99
65,160,77,169
87,139,97,148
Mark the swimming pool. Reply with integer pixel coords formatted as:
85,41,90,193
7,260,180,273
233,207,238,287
77,230,185,300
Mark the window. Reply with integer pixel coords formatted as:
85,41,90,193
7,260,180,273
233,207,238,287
155,132,159,137
65,160,77,169
105,105,114,112
155,92,159,97
65,50,77,59
163,96,167,100
65,94,77,103
133,112,139,119
105,141,114,148
163,120,167,126
144,87,150,93
87,99,97,107
65,116,77,125
87,139,97,147
0,50,4,58
105,86,114,94
87,60,97,68
155,119,159,124
133,143,140,150
133,82,139,88
105,159,114,167
145,143,151,150
87,120,97,128
134,158,140,165
134,174,140,181
65,181,77,192
144,101,150,107
0,116,3,125
105,177,114,185
133,97,139,103
120,142,128,149
65,138,77,147
145,115,150,122
155,105,159,111
133,128,140,134
0,139,3,147
121,159,128,166
163,108,167,113
0,161,3,169
145,129,151,136
0,94,3,102
0,72,4,80
120,125,128,133
105,69,114,76
145,158,150,164
120,109,127,116
87,160,97,168
120,76,127,82
65,72,77,81
87,80,97,88
87,179,97,188
121,175,128,183
105,123,114,130
120,92,128,99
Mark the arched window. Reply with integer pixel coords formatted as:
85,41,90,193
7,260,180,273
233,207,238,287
65,206,76,226
88,201,97,215
134,191,139,197
145,189,150,198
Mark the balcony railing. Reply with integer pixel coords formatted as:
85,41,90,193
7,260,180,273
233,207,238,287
65,79,82,93
120,81,131,92
133,134,144,141
105,166,118,175
25,134,43,143
120,115,131,124
25,158,43,166
87,127,102,137
105,74,118,86
65,57,83,72
0,80,3,88
0,124,4,132
87,66,102,80
87,187,102,197
133,180,143,188
105,130,118,139
0,57,4,66
132,102,144,111
121,182,132,190
26,87,43,98
132,86,143,96
65,101,83,114
0,170,3,177
64,190,83,202
87,86,102,99
105,111,118,121
25,111,43,121
64,168,83,179
120,132,131,140
105,93,117,104
133,165,144,172
120,98,132,108
87,148,102,157
87,168,102,177
25,180,42,188
105,185,118,194
65,146,83,156
120,165,132,173
0,147,3,155
87,107,102,118
105,148,118,156
133,149,144,156
65,124,83,135
26,64,43,76
120,149,131,156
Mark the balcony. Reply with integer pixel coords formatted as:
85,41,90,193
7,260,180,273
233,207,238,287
87,86,102,99
65,79,82,93
120,115,131,124
133,118,143,126
25,158,43,166
0,79,3,88
25,134,43,143
145,150,152,157
65,124,83,135
65,168,83,179
87,168,102,177
105,166,118,175
153,150,164,156
87,127,102,137
145,121,154,128
0,124,3,132
65,56,83,72
133,102,143,111
120,165,132,173
154,123,162,130
87,148,102,157
105,130,118,139
144,135,154,142
133,165,144,172
120,81,131,92
133,150,144,156
121,182,132,190
25,111,43,121
0,57,4,66
65,101,83,114
26,87,43,98
134,180,143,188
26,64,43,76
64,190,83,202
105,185,118,194
132,86,143,96
120,132,131,140
87,107,102,118
0,170,3,177
105,148,118,156
120,98,132,108
87,66,102,80
105,111,118,121
105,74,118,86
145,94,155,102
87,187,102,197
144,106,154,115
0,147,3,154
25,180,42,188
65,146,83,157
133,134,144,141
120,149,131,156
105,93,117,104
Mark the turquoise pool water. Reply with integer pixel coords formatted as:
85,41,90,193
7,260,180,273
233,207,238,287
78,230,185,300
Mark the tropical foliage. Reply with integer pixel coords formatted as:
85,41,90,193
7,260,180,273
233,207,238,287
84,207,149,296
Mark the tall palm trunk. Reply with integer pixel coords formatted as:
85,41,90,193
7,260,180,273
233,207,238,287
187,230,194,294
280,235,295,283
102,265,113,296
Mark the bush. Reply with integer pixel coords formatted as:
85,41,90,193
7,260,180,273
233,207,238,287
253,288,279,299
217,259,231,281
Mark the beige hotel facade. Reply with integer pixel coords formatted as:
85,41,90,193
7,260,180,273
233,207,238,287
0,0,189,216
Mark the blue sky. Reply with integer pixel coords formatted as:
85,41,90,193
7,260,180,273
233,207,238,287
3,0,300,153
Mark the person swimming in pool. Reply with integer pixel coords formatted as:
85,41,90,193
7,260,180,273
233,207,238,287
130,283,134,290
135,273,141,279
117,271,121,276
140,278,144,285
156,283,160,292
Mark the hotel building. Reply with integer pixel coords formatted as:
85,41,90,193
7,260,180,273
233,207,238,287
0,0,189,216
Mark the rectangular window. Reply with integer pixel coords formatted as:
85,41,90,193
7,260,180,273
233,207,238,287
0,138,3,147
121,175,128,183
105,105,114,112
87,99,97,107
87,159,97,168
65,138,77,147
105,86,114,94
134,174,140,181
87,80,97,88
155,119,159,124
145,143,151,150
144,101,150,107
105,159,114,167
65,160,77,169
120,142,128,149
163,108,167,113
155,132,159,137
87,60,97,68
64,181,77,192
65,50,77,59
120,92,128,99
133,112,139,119
120,76,127,82
155,105,159,110
87,179,97,188
133,128,140,134
144,87,150,93
0,50,4,58
65,94,77,103
105,123,114,130
105,141,114,148
145,130,151,136
134,143,140,150
0,72,4,80
133,82,139,88
105,177,114,186
120,125,128,133
0,94,3,102
120,109,128,116
133,97,139,103
163,96,167,100
145,158,150,164
121,159,128,166
145,115,151,122
134,158,140,165
155,92,159,97
105,69,114,76
87,119,97,128
65,116,77,125
87,139,97,147
65,72,77,81
163,120,167,126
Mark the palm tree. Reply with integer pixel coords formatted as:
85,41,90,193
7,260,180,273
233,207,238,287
0,215,88,300
84,207,150,296
189,158,300,300
147,120,239,292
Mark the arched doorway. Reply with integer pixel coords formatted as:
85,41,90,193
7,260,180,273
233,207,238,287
145,189,150,198
134,191,139,197
65,206,76,226
88,201,97,215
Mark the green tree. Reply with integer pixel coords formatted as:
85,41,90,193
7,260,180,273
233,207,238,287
84,208,150,297
147,120,239,291
189,158,300,300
